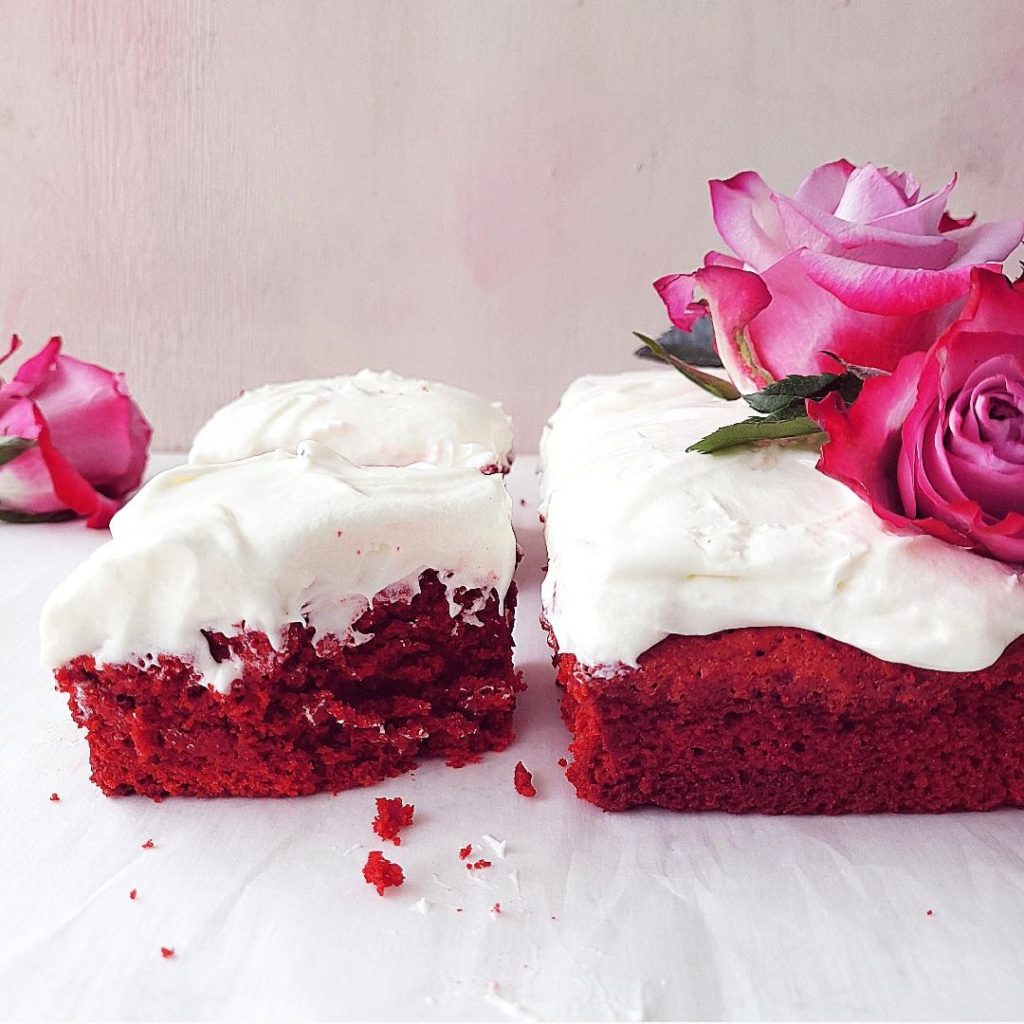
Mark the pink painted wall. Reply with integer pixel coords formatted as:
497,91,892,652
2,0,1023,450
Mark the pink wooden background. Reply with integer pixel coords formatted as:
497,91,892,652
1,0,1023,450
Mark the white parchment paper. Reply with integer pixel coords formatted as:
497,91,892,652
2,456,1024,1021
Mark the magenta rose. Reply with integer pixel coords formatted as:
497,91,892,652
0,336,152,527
656,160,1024,391
809,269,1024,563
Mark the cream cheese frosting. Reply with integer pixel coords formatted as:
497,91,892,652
40,443,517,692
540,370,1024,673
188,369,514,471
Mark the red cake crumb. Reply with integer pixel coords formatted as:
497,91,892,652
141,839,155,849
554,627,1024,813
557,757,568,768
56,571,521,799
372,796,414,846
466,859,492,871
514,761,536,798
927,909,934,916
129,889,137,900
458,843,472,860
49,792,60,802
363,851,405,895
160,947,175,959
491,902,502,914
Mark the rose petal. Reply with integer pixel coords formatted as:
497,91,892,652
4,336,61,393
867,175,956,235
0,443,70,517
944,217,1024,268
797,251,984,315
877,167,921,204
774,195,957,268
653,274,704,332
961,509,1024,562
0,335,21,371
31,406,120,527
741,251,945,378
939,211,976,232
792,159,856,213
810,352,927,519
952,267,1024,335
657,266,773,392
0,399,117,525
703,250,745,269
833,164,918,222
708,171,789,271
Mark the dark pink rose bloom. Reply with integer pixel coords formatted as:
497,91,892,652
656,160,1024,391
809,269,1024,564
0,336,152,527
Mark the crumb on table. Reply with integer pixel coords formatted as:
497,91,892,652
372,796,415,846
514,761,537,798
363,850,405,895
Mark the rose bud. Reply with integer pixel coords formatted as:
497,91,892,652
0,336,152,528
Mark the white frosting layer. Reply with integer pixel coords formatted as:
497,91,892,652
189,369,513,471
540,370,1024,673
41,443,517,692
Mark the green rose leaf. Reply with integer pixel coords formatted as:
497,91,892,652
0,508,77,524
632,332,741,402
687,409,822,454
743,372,863,415
687,366,871,455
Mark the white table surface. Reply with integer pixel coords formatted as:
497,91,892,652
3,455,1024,1022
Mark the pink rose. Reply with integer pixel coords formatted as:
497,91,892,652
809,269,1024,563
0,336,152,527
656,160,1024,391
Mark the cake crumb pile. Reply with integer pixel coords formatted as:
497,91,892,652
363,851,405,896
514,761,536,798
372,797,415,846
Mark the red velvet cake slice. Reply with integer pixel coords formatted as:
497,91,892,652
540,371,1024,813
40,444,519,798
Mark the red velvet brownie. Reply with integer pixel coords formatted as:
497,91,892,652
41,445,519,798
541,372,1024,814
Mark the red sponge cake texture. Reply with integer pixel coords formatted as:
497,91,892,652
555,626,1024,814
57,571,519,798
